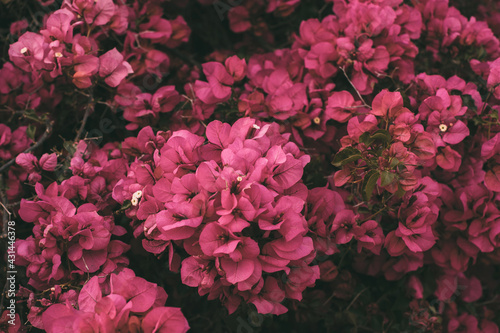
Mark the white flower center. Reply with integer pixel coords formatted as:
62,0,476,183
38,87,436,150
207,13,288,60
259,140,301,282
439,124,448,132
55,52,63,58
131,197,139,206
236,176,243,182
252,124,260,130
20,47,28,54
132,190,143,199
313,117,321,125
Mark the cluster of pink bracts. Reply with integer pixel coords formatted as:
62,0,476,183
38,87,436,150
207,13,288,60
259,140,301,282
2,0,500,332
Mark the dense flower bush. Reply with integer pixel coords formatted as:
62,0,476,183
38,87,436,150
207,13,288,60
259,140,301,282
1,0,500,332
114,118,315,315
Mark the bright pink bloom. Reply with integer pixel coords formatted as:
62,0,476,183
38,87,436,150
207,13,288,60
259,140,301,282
225,55,247,81
9,32,46,72
330,210,361,244
72,55,99,88
371,90,406,119
487,58,500,99
250,277,288,315
142,307,190,333
195,62,234,104
41,9,75,42
326,91,360,123
99,48,133,87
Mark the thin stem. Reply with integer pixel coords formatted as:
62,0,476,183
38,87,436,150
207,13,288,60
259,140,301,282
75,97,94,142
345,287,368,311
340,66,370,108
362,206,387,222
0,175,11,237
0,120,54,174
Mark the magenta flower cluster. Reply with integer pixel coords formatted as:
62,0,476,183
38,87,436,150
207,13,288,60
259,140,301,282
39,269,188,332
2,0,500,331
113,118,316,315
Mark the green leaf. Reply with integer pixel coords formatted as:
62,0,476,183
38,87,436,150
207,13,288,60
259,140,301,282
491,109,499,120
401,90,412,109
359,132,373,146
472,115,485,126
26,125,36,141
120,200,132,211
370,129,391,145
332,146,362,167
63,140,76,155
24,110,45,123
359,130,391,147
395,185,406,198
380,171,395,187
389,158,400,169
362,170,380,202
477,46,487,61
357,206,371,214
345,311,357,326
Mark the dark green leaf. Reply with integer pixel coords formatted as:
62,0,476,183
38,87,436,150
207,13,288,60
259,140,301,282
359,130,391,147
357,206,371,214
395,185,406,198
332,146,362,167
370,130,391,145
389,158,400,169
401,90,412,109
24,110,45,123
362,170,380,202
26,125,36,141
461,94,477,114
63,140,76,155
380,171,395,187
359,132,373,146
477,46,487,60
121,200,132,211
345,311,357,326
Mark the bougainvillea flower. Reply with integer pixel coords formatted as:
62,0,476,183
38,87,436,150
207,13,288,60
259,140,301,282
9,32,46,72
225,55,247,81
99,48,133,87
40,9,75,42
195,62,234,104
487,58,500,99
141,307,190,333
